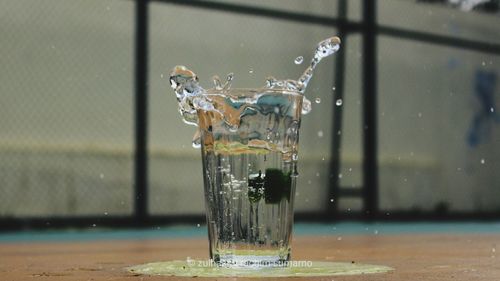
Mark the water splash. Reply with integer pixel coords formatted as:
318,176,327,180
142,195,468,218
169,36,341,135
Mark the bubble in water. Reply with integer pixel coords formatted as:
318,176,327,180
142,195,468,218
332,86,336,91
336,99,343,106
337,237,342,241
294,56,304,65
491,107,495,113
317,130,324,138
315,97,321,104
481,159,485,164
330,198,334,202
249,68,254,74
197,224,201,227
418,112,422,118
374,230,379,235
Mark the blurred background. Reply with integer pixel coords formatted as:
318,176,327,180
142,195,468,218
1,0,499,230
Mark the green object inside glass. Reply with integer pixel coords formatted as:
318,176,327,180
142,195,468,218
248,168,292,204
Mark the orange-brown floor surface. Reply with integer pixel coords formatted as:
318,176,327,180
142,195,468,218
1,233,499,280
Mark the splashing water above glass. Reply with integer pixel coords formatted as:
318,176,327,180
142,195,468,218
169,36,341,133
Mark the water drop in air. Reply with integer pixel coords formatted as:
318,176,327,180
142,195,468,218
481,159,485,164
336,99,343,106
332,86,336,91
302,98,312,115
294,56,304,65
197,224,201,227
317,130,324,137
491,107,495,113
315,97,321,104
330,198,334,202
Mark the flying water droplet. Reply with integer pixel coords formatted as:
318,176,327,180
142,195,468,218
192,129,202,148
317,130,324,138
294,56,304,65
332,86,336,91
302,97,312,115
213,75,223,90
481,159,485,164
336,99,343,106
265,76,278,88
315,97,321,104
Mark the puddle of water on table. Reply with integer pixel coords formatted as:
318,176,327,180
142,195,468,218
127,260,393,277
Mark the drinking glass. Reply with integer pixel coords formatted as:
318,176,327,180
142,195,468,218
197,88,303,267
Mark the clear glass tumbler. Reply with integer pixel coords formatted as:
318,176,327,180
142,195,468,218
197,88,303,267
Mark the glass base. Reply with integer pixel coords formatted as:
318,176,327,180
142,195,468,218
214,251,290,268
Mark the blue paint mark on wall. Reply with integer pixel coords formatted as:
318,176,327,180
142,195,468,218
467,70,499,147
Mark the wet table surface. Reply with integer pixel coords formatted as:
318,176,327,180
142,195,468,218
1,223,499,280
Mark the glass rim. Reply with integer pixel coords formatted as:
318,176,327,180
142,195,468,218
204,87,303,97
